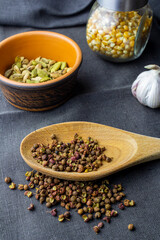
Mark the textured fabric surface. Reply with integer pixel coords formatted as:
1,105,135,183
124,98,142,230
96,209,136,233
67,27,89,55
0,1,160,240
0,0,93,28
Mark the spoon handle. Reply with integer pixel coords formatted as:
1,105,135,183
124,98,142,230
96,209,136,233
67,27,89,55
126,132,160,167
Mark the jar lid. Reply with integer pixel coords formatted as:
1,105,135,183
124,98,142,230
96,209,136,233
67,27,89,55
97,0,148,11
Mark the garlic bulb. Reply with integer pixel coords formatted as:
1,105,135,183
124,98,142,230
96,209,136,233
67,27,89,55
131,65,160,108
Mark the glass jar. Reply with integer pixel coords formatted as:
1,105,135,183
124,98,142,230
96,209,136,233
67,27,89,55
86,0,153,62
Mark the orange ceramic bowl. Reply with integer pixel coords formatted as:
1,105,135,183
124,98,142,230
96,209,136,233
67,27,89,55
0,31,82,111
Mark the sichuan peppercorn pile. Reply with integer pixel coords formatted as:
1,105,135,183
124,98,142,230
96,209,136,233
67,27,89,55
31,133,112,173
5,170,136,234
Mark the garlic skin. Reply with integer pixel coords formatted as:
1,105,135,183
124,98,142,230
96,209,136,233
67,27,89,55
131,65,160,108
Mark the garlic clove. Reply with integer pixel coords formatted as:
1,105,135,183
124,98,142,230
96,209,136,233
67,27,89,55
131,71,149,98
144,64,160,70
131,66,160,108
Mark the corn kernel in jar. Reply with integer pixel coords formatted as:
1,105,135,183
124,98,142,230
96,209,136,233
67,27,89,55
86,2,152,62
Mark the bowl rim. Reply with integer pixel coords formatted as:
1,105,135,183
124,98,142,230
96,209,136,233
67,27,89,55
0,31,82,89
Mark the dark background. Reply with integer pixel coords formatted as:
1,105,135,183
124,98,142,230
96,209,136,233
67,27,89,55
0,1,160,240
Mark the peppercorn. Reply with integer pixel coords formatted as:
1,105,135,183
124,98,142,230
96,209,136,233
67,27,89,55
18,184,24,190
95,212,101,218
26,176,30,181
88,214,93,220
65,203,70,210
111,210,118,217
107,192,112,198
66,166,71,172
39,197,45,203
98,222,104,228
93,226,100,234
118,203,125,210
129,200,135,207
103,216,111,223
24,184,29,191
26,191,33,198
112,188,117,193
88,207,94,213
82,214,90,222
9,182,16,190
58,214,65,222
49,208,57,216
124,199,130,207
105,198,110,204
78,209,84,215
99,199,104,205
64,211,70,219
5,177,11,184
86,199,92,206
34,179,39,185
27,203,34,211
61,202,65,208
94,206,100,212
105,210,111,217
101,208,106,214
46,202,52,208
105,204,111,210
70,196,76,202
35,194,40,200
30,177,34,182
76,203,81,209
119,192,126,197
83,206,88,213
110,197,116,203
128,224,134,231
116,195,122,201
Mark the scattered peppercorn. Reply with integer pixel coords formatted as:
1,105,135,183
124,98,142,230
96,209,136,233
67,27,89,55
9,182,16,190
31,134,112,173
95,212,101,219
82,214,90,222
88,214,93,220
5,177,11,184
27,203,34,211
98,222,104,228
103,216,111,223
46,202,52,208
28,182,35,189
64,211,70,220
24,184,29,191
129,200,135,207
58,214,65,222
26,191,33,198
111,210,118,217
48,208,57,216
78,209,84,215
18,184,24,190
6,170,136,235
93,226,100,234
118,203,125,210
124,199,130,207
128,224,134,231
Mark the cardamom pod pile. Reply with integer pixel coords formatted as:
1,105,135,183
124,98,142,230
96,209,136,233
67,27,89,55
4,56,72,83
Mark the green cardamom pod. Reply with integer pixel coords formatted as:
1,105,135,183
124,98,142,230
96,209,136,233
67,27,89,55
50,62,62,73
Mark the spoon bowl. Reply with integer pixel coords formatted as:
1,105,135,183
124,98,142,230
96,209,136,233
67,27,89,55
20,122,160,181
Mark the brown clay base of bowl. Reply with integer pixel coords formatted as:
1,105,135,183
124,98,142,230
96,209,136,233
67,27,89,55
4,94,73,111
0,73,77,111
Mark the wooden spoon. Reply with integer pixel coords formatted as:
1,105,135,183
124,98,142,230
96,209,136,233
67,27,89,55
20,121,160,181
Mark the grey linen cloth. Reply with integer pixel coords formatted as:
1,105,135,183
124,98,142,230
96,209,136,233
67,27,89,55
0,1,160,240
